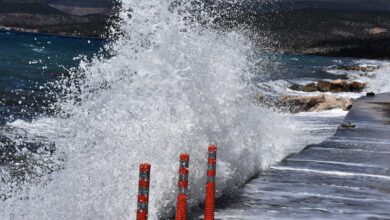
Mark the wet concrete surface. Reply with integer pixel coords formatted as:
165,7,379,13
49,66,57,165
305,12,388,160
213,93,390,219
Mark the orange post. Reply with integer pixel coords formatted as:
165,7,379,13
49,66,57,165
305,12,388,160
137,163,151,220
176,154,190,220
204,145,217,220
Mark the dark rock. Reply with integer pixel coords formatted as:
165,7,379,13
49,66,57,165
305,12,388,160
350,81,366,92
328,79,351,93
317,81,332,92
340,122,356,128
291,80,366,93
290,83,318,92
337,65,379,72
367,92,376,97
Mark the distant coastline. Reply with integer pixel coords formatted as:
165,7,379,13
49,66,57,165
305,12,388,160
0,1,113,38
2,1,390,59
0,26,106,40
216,6,390,59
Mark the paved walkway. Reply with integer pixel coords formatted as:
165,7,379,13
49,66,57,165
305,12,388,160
214,93,390,219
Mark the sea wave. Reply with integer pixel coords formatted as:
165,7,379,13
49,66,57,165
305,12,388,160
0,1,305,219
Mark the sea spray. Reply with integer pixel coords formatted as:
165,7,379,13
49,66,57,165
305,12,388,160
1,0,301,219
364,62,390,94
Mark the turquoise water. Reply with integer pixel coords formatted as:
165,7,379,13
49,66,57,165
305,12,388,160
0,30,104,89
0,30,104,123
0,30,362,125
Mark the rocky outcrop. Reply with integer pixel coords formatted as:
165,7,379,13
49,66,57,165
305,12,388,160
290,83,318,92
277,94,353,113
255,94,353,113
290,80,366,93
337,65,379,72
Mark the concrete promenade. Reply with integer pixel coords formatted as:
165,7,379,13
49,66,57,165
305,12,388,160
214,93,390,219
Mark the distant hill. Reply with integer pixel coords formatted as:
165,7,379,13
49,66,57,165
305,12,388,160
48,0,112,7
261,0,390,12
213,0,390,59
272,1,390,58
1,0,390,58
0,0,114,37
0,0,112,8
0,0,45,3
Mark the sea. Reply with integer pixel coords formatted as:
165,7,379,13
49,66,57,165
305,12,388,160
0,2,390,219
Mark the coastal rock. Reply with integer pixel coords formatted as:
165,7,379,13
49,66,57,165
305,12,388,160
289,83,317,92
319,80,366,93
340,122,356,128
337,65,379,72
317,81,334,92
277,94,353,113
350,81,366,92
290,80,366,93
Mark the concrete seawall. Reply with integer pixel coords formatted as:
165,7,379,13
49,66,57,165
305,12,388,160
213,93,390,219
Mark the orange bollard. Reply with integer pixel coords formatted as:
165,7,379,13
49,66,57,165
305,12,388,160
204,145,217,220
137,163,151,220
176,154,190,220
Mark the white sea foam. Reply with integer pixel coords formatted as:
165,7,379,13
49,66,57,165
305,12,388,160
364,62,390,94
0,1,305,219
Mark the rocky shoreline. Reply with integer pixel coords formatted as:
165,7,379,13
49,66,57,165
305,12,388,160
290,80,366,93
255,64,381,114
256,93,354,114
